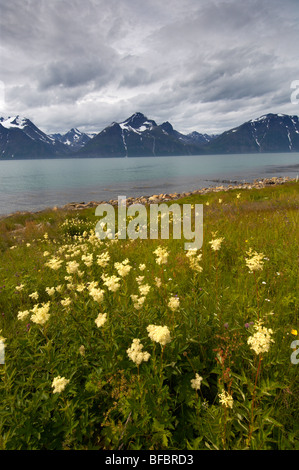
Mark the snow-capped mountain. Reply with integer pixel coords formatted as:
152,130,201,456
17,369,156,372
51,128,92,149
186,131,219,145
0,115,56,145
0,115,69,159
202,113,299,154
1,112,299,159
79,112,207,157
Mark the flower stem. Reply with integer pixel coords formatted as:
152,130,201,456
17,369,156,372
247,354,262,446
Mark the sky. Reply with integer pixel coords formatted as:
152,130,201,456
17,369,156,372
0,0,298,136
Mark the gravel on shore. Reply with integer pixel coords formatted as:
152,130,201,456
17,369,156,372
61,176,297,210
1,176,297,219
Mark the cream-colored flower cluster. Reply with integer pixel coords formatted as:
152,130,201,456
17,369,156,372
96,251,110,267
45,286,55,296
89,286,105,303
218,390,233,408
245,248,264,271
247,320,274,355
46,256,63,270
190,373,203,390
61,297,71,307
186,249,203,272
153,246,169,265
82,253,93,267
130,294,146,310
138,283,151,296
147,324,171,346
52,375,70,393
127,338,150,365
168,296,180,311
17,310,30,321
30,302,51,325
66,260,79,274
209,237,224,251
95,312,107,328
114,258,131,277
101,274,121,292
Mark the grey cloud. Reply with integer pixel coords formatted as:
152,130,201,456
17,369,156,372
0,0,298,135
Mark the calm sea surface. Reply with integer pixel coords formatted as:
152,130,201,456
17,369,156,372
0,153,298,215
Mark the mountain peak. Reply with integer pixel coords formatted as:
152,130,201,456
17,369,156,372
121,112,157,131
0,115,30,130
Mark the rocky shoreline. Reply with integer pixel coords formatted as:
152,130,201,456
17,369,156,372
62,176,297,210
1,176,297,220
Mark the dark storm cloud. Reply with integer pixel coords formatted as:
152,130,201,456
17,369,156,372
0,0,298,134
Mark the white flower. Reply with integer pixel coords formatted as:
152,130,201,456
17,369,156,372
114,260,131,277
136,275,144,285
76,284,86,293
31,302,50,325
147,324,171,346
45,287,55,296
15,284,25,291
131,294,146,310
52,376,70,393
89,287,105,303
29,291,39,300
245,248,264,271
209,237,224,251
96,251,110,268
138,284,151,296
247,320,274,355
17,310,30,321
153,246,169,265
218,390,233,408
61,297,71,307
168,296,180,311
46,257,63,270
95,312,107,328
127,338,150,365
82,253,93,267
191,373,203,390
101,274,121,292
66,260,79,274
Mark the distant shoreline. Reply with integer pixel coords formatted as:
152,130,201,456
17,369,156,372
1,176,297,220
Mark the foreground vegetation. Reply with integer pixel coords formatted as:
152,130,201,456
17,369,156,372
0,182,298,450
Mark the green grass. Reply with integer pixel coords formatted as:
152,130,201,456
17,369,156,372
0,182,298,450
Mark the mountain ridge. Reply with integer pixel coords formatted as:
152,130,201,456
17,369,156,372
1,112,299,159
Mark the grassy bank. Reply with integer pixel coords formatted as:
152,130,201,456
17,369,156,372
0,181,298,450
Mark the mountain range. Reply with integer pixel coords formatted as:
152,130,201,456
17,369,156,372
1,112,299,159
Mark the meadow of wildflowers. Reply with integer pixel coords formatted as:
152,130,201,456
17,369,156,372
0,181,298,450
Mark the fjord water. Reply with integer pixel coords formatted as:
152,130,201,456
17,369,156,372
0,153,298,215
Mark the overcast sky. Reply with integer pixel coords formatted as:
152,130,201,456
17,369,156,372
0,0,298,135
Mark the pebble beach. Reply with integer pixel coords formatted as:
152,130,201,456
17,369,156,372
61,176,297,211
